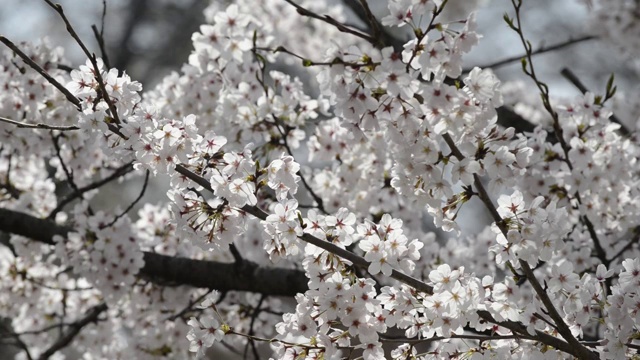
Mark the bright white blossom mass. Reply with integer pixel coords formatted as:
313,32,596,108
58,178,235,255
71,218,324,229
0,0,639,359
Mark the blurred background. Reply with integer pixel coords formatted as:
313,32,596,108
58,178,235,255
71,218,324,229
0,0,208,87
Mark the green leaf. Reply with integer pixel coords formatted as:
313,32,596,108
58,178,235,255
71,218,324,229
606,73,615,92
503,13,514,28
594,95,602,106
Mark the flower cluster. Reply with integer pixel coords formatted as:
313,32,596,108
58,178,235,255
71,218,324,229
357,214,424,276
490,191,572,267
187,294,226,359
261,199,303,262
53,205,145,305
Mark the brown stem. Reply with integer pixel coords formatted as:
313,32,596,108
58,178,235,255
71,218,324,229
0,36,81,110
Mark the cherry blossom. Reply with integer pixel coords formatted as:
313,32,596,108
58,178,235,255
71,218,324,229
1,0,640,359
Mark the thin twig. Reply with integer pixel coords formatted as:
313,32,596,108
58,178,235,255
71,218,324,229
37,302,107,360
257,45,379,69
251,42,328,215
607,230,640,265
102,169,149,228
380,333,529,344
47,162,134,219
0,116,79,131
468,35,595,71
271,113,327,214
91,0,110,68
50,133,79,194
43,0,121,125
4,322,67,337
165,290,214,322
244,295,266,360
506,2,608,267
508,0,610,288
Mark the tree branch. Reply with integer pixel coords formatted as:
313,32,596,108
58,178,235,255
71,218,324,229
0,208,309,297
282,0,377,45
341,0,404,51
47,162,135,219
0,116,79,131
467,35,595,71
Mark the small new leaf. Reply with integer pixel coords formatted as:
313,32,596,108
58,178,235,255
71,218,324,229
606,73,615,93
503,14,515,29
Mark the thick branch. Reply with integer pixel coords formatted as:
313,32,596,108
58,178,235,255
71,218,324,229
283,0,377,45
341,0,403,51
0,208,309,297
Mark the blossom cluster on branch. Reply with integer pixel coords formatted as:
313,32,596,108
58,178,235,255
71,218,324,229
0,0,639,359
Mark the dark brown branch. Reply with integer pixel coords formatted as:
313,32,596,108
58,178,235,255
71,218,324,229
140,252,308,296
467,35,596,71
0,322,33,360
282,0,377,45
0,208,309,297
48,162,135,219
103,169,149,228
341,0,401,50
90,0,110,69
